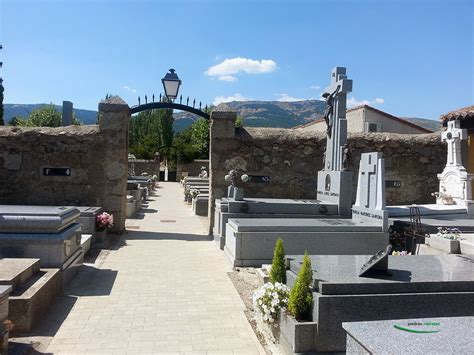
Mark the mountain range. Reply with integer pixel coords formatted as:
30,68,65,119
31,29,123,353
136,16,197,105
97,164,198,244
3,101,441,132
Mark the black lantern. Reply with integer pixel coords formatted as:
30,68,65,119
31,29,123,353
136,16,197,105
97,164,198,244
161,69,181,101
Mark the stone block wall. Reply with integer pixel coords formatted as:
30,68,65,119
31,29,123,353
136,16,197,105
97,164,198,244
0,96,130,233
208,112,446,231
129,154,160,176
177,159,209,179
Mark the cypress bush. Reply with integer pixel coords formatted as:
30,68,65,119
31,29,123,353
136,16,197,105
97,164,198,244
288,251,313,321
269,238,286,284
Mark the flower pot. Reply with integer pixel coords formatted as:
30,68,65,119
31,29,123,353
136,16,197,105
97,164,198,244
94,229,107,244
277,312,317,353
427,235,460,254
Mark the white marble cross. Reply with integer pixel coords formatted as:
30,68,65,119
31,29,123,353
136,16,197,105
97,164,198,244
442,120,467,166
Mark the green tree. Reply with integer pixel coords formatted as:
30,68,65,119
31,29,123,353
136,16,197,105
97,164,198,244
159,108,174,148
0,80,4,125
9,116,25,126
269,239,286,284
190,118,209,156
235,116,244,127
288,251,313,320
129,109,163,159
173,117,210,163
27,105,62,127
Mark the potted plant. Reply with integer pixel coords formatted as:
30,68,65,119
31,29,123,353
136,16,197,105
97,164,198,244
426,227,463,253
95,212,114,244
279,251,318,353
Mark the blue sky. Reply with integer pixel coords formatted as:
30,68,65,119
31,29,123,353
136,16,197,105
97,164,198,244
1,0,472,119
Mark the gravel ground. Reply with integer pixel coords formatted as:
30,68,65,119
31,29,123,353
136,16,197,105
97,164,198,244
228,267,282,354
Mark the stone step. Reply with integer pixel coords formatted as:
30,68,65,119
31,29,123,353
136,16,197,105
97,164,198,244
81,234,92,255
9,268,61,334
0,259,41,292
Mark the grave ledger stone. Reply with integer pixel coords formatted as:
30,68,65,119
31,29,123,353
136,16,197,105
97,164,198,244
343,316,474,354
224,152,388,267
286,254,474,353
0,205,83,284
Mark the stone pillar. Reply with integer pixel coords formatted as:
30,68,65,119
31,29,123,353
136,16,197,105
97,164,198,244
208,110,237,235
98,96,130,233
62,101,73,126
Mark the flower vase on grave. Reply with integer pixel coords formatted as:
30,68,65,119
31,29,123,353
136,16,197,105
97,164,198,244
95,228,107,244
233,187,244,201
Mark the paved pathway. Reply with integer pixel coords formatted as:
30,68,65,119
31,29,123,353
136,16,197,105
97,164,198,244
42,182,264,354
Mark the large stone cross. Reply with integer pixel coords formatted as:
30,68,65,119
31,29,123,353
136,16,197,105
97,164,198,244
442,120,467,166
322,67,352,171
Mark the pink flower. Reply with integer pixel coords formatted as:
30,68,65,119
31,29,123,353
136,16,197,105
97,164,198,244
96,212,114,229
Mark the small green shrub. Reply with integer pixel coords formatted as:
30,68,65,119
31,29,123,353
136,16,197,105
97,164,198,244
288,251,313,321
269,238,286,284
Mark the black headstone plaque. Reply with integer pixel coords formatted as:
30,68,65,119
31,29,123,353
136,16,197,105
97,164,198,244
385,180,402,188
247,175,270,183
358,244,392,277
43,167,72,176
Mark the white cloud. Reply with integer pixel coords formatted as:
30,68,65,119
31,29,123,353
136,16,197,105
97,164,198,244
218,75,238,82
310,85,321,90
276,93,305,102
122,85,136,93
205,57,277,81
213,93,250,106
347,96,385,108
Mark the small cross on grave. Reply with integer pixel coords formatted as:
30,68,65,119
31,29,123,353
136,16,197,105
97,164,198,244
358,154,377,208
442,120,467,166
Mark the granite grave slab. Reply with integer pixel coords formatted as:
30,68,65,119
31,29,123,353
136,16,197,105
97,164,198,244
286,254,474,352
343,316,474,354
224,152,389,266
0,205,84,284
0,205,80,233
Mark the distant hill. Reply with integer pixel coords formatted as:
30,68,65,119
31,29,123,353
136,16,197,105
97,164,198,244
3,104,98,125
400,117,442,132
4,102,440,133
221,100,327,128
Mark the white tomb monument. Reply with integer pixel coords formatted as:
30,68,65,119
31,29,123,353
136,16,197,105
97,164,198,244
437,120,474,206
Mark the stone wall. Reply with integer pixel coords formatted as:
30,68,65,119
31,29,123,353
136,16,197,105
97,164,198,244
208,111,446,231
177,159,209,179
129,154,160,176
0,96,130,233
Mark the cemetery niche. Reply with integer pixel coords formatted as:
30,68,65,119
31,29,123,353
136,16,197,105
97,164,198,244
224,152,389,267
213,67,354,249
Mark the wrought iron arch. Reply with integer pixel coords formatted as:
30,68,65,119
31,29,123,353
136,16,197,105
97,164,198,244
130,102,210,119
